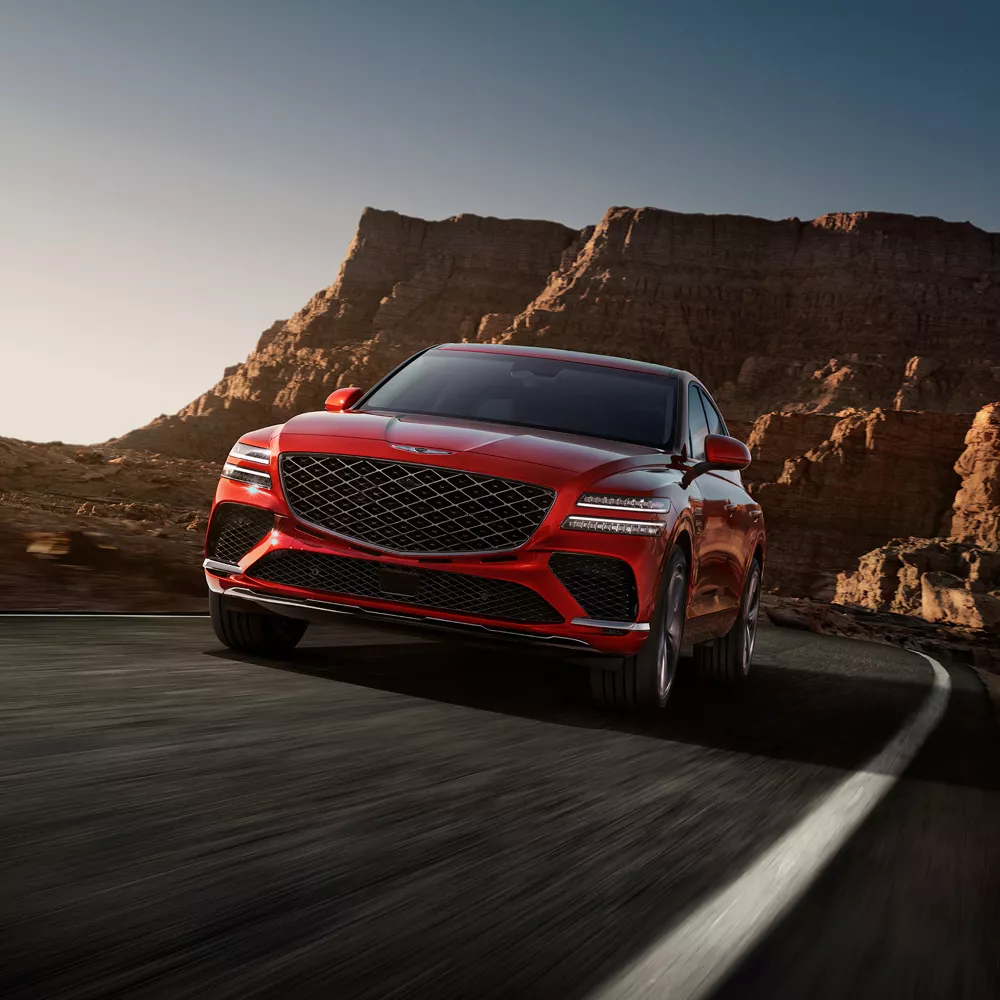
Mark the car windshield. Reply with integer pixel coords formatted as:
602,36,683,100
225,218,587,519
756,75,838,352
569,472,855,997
359,349,678,449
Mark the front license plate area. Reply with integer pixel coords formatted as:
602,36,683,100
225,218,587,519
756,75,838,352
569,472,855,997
378,565,420,598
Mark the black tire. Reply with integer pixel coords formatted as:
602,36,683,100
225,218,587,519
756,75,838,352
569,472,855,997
693,558,762,683
590,546,688,712
209,591,308,655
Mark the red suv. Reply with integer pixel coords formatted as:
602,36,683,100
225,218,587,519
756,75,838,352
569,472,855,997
204,344,765,710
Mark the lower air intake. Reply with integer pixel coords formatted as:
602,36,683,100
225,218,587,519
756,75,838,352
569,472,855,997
549,553,638,622
206,503,274,565
246,549,562,624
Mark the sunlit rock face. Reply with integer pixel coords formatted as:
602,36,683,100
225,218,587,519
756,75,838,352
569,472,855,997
114,204,1000,460
114,208,581,459
834,403,1000,627
748,408,971,600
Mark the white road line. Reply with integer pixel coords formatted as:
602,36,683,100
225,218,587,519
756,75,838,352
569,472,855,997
589,651,951,1000
0,614,209,618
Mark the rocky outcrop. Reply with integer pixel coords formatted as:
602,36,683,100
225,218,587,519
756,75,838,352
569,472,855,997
114,205,1000,460
755,409,971,599
744,412,841,486
502,207,1000,422
921,570,1000,631
950,402,1000,548
834,402,1000,628
115,209,581,459
835,537,999,613
0,436,220,610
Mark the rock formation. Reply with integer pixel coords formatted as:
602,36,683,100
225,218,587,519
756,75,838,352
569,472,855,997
501,207,1000,421
743,412,841,486
115,204,1000,461
751,409,971,599
834,402,1000,630
75,202,1000,628
0,436,219,610
950,402,1000,548
116,209,581,459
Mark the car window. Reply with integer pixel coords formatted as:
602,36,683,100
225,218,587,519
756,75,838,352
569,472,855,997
360,349,679,450
687,384,710,460
698,387,727,437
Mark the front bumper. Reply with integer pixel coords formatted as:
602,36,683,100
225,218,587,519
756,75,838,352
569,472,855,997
205,479,670,655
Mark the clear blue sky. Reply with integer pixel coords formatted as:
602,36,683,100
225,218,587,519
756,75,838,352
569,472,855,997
2,0,997,443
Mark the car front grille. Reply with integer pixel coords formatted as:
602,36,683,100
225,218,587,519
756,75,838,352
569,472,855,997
549,553,638,622
206,503,274,565
279,454,555,554
246,549,563,624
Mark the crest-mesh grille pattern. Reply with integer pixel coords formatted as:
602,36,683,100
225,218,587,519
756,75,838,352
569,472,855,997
279,454,555,554
549,553,638,622
206,503,274,565
247,549,563,624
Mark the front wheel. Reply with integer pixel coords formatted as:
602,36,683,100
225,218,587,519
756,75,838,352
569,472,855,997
693,558,762,682
209,591,308,655
590,546,688,712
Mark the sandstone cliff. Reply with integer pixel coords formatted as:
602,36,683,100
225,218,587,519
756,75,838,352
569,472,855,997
502,207,1000,421
751,409,971,599
116,209,581,458
950,402,1000,548
115,204,1000,460
834,402,1000,630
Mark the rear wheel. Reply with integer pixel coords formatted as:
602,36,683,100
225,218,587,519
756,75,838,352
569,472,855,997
590,546,688,712
693,558,761,682
209,591,308,655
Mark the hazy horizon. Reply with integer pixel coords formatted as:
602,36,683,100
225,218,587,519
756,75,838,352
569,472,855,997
2,0,998,445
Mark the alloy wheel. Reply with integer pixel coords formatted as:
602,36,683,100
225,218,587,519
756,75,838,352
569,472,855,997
742,567,761,675
657,562,687,701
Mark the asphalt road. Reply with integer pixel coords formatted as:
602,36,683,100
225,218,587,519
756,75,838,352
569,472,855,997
1,616,998,999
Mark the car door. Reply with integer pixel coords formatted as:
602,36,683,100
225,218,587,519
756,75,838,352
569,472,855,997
697,385,753,603
685,384,740,619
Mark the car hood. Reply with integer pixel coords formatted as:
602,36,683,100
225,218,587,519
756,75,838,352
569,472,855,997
275,410,664,477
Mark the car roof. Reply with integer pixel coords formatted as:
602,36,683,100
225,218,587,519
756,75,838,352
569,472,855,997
433,342,690,381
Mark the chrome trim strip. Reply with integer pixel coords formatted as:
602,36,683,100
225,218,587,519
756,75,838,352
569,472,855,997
571,617,650,632
576,501,668,514
222,586,594,650
390,444,455,455
203,558,243,575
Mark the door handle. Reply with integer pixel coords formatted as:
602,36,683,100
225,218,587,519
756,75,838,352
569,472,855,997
749,507,762,520
724,502,737,513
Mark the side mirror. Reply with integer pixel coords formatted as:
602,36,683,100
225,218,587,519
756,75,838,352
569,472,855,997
324,386,364,413
704,433,751,470
681,434,751,488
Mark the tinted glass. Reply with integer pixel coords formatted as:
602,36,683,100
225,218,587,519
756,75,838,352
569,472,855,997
698,387,726,436
360,350,678,449
687,384,710,460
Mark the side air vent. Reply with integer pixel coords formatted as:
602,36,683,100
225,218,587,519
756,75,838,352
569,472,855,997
549,553,638,622
206,503,274,566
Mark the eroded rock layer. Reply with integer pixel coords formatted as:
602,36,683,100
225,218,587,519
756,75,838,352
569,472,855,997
116,209,581,458
950,402,1000,549
116,205,1000,460
503,207,1000,421
834,402,1000,629
752,409,971,599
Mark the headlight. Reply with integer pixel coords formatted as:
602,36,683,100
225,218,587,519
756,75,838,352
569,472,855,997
561,515,664,536
222,440,272,489
229,441,271,466
577,493,670,513
222,463,272,489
